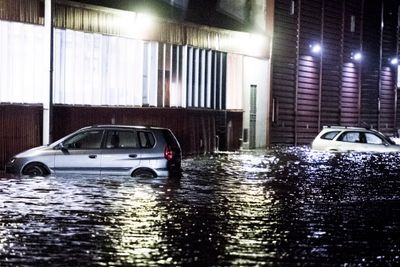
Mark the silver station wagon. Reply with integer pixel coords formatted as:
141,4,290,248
5,125,182,177
311,126,400,153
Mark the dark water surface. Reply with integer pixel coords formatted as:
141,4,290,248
1,147,400,266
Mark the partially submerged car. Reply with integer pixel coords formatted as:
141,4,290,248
311,126,400,153
5,125,182,177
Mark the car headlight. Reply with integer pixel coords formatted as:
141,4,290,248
7,158,16,165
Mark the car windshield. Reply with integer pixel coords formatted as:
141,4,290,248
382,134,396,145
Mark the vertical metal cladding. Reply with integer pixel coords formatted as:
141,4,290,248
0,104,242,171
271,0,298,144
272,0,400,144
52,105,242,155
0,104,42,171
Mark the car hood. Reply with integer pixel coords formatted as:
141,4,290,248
15,145,53,158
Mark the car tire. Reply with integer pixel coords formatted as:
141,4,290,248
132,168,156,178
22,163,48,177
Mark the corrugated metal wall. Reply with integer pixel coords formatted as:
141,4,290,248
379,0,397,135
361,0,381,130
0,0,43,24
0,104,42,171
341,0,362,127
320,0,342,128
296,0,323,144
271,0,298,143
52,105,242,155
0,104,242,171
272,0,400,144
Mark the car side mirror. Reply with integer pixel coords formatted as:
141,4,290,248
58,143,69,153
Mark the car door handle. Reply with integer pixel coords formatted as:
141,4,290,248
89,155,97,159
129,154,138,158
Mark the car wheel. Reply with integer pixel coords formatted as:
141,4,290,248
22,163,48,177
132,169,156,178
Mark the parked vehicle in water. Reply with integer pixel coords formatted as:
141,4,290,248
5,125,182,177
311,126,400,153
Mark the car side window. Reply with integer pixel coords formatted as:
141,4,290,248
321,131,340,140
64,130,103,149
338,132,362,143
365,133,384,145
138,131,155,148
105,130,139,148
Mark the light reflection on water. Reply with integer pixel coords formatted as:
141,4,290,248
1,147,400,266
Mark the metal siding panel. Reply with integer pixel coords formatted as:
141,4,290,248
0,104,42,171
52,105,241,155
271,0,298,144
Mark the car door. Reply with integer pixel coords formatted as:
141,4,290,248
336,131,364,152
100,129,141,175
54,129,104,174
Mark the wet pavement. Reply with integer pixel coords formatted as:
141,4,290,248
0,146,400,266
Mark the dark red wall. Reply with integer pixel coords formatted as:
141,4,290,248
0,104,243,170
52,105,243,156
0,104,42,170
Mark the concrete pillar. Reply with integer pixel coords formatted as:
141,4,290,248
43,0,53,144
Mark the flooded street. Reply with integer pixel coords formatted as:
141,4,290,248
1,147,400,266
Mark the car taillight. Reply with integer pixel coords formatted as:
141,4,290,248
164,145,173,161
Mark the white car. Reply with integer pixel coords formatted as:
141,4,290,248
311,126,400,153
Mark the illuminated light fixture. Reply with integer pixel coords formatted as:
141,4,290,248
310,43,322,54
136,13,154,29
352,52,362,61
234,32,267,57
118,12,155,38
390,57,398,65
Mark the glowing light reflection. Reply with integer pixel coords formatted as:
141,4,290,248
108,185,165,264
223,153,277,263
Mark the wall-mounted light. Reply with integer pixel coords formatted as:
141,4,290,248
351,51,362,61
310,43,322,54
390,57,398,65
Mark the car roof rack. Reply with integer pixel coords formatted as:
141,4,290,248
323,122,378,130
323,125,366,130
90,124,166,130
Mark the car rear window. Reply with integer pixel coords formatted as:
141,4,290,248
321,131,340,140
138,131,155,148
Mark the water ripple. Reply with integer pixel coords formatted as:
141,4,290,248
0,147,400,266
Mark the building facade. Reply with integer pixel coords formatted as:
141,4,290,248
0,0,273,168
271,0,400,145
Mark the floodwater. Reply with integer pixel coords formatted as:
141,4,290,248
1,146,400,266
